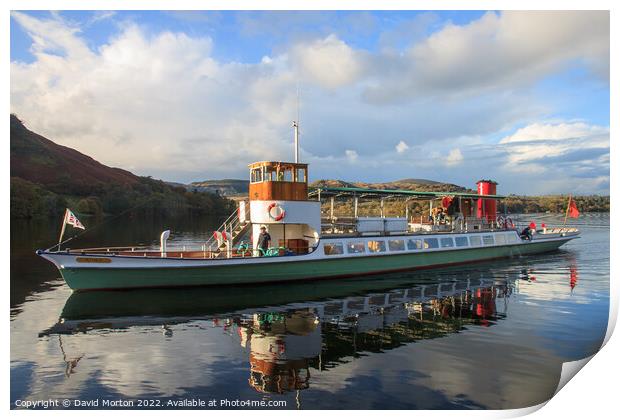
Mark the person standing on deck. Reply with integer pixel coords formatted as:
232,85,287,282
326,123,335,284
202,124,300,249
257,225,271,255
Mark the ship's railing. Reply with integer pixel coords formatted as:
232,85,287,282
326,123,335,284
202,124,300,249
540,226,579,234
204,200,250,252
62,245,318,260
321,215,514,236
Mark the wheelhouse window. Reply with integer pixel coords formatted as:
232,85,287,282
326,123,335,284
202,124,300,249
388,239,405,251
441,237,454,248
347,241,366,254
367,240,386,253
407,239,423,250
455,236,469,247
469,236,482,246
424,238,439,249
324,243,344,255
296,168,307,183
483,235,495,246
250,168,263,183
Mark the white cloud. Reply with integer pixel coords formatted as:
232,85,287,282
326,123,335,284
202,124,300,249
289,34,362,89
488,122,610,193
395,141,409,154
11,11,92,60
498,122,609,168
363,11,609,103
445,148,464,166
10,13,298,179
345,149,358,162
499,122,609,143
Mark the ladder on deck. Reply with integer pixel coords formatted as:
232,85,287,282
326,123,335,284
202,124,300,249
205,200,251,256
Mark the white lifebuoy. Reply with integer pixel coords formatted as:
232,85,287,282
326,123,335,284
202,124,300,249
267,202,286,221
496,215,505,227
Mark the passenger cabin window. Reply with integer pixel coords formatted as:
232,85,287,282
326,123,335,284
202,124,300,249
469,236,482,246
495,234,506,245
424,238,439,249
441,238,454,248
388,239,405,251
407,239,423,250
324,243,344,255
483,235,495,245
455,237,469,247
367,240,386,253
347,241,366,254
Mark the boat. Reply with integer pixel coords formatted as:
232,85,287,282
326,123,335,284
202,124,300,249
37,130,579,291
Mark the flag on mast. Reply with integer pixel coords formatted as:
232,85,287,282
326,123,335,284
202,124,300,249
568,197,580,218
563,195,579,226
65,208,85,229
57,209,85,249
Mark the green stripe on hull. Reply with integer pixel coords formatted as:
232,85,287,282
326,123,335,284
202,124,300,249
60,240,569,291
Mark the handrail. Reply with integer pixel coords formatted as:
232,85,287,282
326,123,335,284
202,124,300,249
60,245,319,260
204,199,250,252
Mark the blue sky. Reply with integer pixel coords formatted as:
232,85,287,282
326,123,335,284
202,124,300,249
10,10,610,194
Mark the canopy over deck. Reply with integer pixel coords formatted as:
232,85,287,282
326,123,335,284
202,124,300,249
308,186,506,200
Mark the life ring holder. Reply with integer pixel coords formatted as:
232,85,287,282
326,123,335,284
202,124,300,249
267,203,286,221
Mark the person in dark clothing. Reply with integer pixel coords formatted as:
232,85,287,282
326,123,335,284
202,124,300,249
520,227,533,240
257,225,271,255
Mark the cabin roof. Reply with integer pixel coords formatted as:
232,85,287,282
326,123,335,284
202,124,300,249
308,186,506,200
248,161,309,169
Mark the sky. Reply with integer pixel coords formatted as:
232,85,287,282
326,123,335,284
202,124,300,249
9,10,610,195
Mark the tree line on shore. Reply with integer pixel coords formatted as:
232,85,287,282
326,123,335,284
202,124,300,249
10,175,236,220
320,194,609,220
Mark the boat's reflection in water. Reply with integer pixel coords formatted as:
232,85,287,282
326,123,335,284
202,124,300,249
237,280,507,394
42,265,542,396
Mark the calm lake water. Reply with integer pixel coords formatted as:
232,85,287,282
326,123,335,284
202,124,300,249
10,213,609,409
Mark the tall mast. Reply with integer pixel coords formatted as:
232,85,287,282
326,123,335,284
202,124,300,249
293,84,300,163
293,121,299,163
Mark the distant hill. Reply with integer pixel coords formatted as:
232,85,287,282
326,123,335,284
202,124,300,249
188,177,468,197
190,179,249,196
10,115,234,219
310,178,471,193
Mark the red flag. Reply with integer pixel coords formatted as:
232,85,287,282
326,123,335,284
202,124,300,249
568,198,580,218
